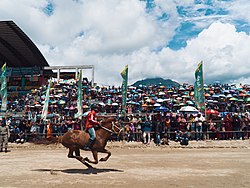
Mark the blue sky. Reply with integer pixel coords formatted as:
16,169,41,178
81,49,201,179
0,0,250,86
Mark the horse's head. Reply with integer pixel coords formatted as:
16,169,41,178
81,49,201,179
100,117,123,135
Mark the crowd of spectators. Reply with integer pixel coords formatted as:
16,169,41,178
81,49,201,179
4,78,250,144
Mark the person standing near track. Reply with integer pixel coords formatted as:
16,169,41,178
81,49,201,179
0,117,10,152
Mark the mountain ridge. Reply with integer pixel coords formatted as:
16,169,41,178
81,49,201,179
131,77,180,87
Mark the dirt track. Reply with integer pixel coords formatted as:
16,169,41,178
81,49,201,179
1,140,250,188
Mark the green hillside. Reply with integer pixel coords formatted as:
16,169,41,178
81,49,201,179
132,77,180,88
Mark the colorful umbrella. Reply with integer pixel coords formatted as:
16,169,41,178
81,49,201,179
154,106,170,112
206,109,219,116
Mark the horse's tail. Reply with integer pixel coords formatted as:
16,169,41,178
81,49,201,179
46,136,62,144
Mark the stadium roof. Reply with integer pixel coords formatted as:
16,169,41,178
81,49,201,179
0,21,49,68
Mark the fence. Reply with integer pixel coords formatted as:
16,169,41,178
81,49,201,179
9,129,250,144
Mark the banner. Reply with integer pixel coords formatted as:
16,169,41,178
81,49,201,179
41,79,52,120
194,61,205,113
121,65,128,115
0,63,7,112
75,70,83,119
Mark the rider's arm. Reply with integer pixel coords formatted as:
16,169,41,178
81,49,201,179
88,114,100,125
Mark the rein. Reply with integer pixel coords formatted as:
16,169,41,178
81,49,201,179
99,121,122,134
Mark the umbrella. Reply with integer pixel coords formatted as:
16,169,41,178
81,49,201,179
179,103,186,106
99,102,105,106
58,100,66,105
153,103,161,107
83,105,89,109
179,106,199,114
158,91,165,96
229,97,238,101
206,109,219,116
34,104,42,107
186,101,194,105
154,106,170,112
226,94,233,98
219,94,226,98
46,113,59,119
156,98,164,103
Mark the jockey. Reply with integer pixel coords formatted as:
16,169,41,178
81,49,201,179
83,104,100,150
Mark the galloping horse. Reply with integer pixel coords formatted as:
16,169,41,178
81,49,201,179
59,117,121,168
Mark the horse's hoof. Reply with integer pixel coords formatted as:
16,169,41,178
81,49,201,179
99,158,105,161
83,157,89,162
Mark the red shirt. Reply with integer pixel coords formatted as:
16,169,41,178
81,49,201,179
85,110,99,130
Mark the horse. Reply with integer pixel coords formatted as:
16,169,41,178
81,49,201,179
59,117,122,168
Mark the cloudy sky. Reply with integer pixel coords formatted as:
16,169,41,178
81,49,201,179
0,0,250,86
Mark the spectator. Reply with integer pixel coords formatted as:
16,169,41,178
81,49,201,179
241,113,249,140
194,113,205,141
142,116,152,144
170,113,179,140
0,117,10,152
188,114,196,140
46,120,53,139
232,113,241,139
223,113,233,140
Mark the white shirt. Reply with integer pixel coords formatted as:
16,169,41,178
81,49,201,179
194,115,205,126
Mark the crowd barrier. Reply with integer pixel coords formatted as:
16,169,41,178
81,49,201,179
9,129,250,144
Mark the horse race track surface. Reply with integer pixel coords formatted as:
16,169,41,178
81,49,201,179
1,140,250,188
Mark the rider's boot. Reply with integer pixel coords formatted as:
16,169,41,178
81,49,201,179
83,139,94,151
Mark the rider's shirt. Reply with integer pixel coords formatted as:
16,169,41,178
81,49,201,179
85,110,99,130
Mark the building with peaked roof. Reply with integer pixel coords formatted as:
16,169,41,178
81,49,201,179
0,20,50,97
0,21,94,98
0,20,49,68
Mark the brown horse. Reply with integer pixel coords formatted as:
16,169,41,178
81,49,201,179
59,117,121,168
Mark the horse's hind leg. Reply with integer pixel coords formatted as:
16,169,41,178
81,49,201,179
85,150,99,164
68,148,82,161
68,148,93,168
67,148,74,158
99,149,111,162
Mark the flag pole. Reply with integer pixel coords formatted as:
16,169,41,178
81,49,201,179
120,65,128,119
0,63,7,117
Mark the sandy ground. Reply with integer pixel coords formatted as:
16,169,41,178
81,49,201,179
0,140,250,188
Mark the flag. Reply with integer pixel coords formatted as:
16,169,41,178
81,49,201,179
121,65,128,115
194,61,205,113
0,63,7,112
75,70,83,119
41,79,52,120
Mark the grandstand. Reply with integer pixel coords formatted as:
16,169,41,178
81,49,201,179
0,20,94,97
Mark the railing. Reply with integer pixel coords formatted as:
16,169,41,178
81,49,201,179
9,129,250,144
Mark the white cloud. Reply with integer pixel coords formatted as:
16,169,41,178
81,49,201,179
226,0,250,23
0,1,250,86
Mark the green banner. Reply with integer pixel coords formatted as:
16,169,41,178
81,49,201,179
0,63,7,112
121,65,128,115
41,79,51,120
75,70,83,119
194,61,205,113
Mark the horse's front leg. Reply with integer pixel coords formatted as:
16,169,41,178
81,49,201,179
99,149,111,162
85,150,99,164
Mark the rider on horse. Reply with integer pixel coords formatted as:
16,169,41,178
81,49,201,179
83,104,100,150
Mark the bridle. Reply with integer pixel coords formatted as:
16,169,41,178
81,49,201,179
99,121,123,135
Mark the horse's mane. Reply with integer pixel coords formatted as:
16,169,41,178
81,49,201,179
99,117,116,126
